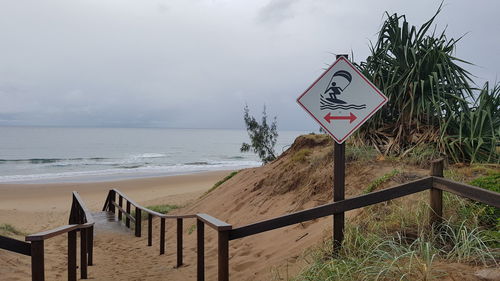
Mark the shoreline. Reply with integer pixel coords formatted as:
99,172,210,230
0,169,233,233
0,165,255,184
0,167,242,185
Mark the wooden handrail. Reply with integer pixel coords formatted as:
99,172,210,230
110,201,136,222
104,188,197,267
0,235,31,256
26,225,81,242
432,177,500,207
109,188,197,219
197,214,232,231
229,177,432,240
72,191,94,224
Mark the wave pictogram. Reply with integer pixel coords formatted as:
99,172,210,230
320,100,366,110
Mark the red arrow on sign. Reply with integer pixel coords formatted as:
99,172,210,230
323,112,357,124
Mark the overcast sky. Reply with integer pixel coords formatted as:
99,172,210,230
1,0,498,130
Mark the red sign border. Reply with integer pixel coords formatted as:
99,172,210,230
297,57,388,143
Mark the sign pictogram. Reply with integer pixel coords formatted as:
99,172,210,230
297,56,388,143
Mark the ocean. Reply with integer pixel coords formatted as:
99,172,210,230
0,127,305,183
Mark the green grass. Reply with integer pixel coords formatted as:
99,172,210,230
146,204,179,215
288,169,500,281
205,171,238,194
128,204,179,220
470,173,500,193
402,145,441,168
345,144,377,162
291,220,498,281
364,169,400,193
466,173,500,232
0,223,25,236
187,224,196,235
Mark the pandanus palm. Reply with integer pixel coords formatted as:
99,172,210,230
353,6,499,163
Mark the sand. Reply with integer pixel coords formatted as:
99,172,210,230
0,171,230,233
0,170,232,281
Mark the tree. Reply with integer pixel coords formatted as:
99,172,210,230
353,5,499,163
240,105,278,164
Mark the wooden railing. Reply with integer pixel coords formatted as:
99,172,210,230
102,159,500,281
0,191,94,281
102,188,196,267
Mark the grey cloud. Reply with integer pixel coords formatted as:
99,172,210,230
0,0,499,130
257,0,299,24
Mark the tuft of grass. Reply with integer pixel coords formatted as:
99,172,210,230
205,171,238,194
468,173,500,230
292,149,312,163
470,173,500,193
364,169,400,193
402,145,441,168
292,220,498,281
287,170,499,281
128,204,179,220
146,204,179,215
0,223,25,236
187,224,196,235
345,144,377,162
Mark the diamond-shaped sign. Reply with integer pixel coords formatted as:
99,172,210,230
297,57,388,143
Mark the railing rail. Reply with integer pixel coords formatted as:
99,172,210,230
102,188,196,265
229,177,433,240
0,191,94,281
0,235,31,256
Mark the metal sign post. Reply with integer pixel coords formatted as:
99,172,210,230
333,54,347,253
297,53,388,253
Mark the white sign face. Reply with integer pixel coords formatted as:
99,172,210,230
297,57,388,143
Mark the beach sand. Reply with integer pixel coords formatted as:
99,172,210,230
0,171,232,281
0,171,230,233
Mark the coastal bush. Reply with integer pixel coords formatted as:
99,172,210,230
241,105,278,164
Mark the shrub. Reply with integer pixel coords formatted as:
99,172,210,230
241,105,278,164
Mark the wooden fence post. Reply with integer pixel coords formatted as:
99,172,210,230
148,214,153,246
31,240,44,281
160,218,166,255
80,228,88,279
197,219,205,281
135,208,142,237
430,159,444,228
118,195,123,221
68,230,77,281
218,230,229,281
126,201,131,228
176,218,183,267
87,226,94,266
109,190,116,214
